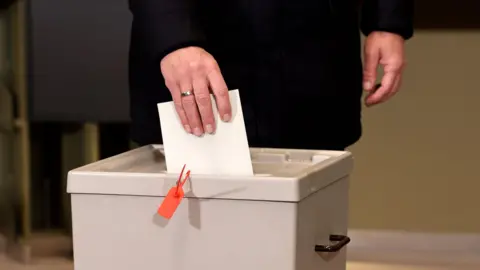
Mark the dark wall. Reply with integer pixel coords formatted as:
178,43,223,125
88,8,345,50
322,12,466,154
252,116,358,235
0,0,15,10
415,1,480,29
28,0,132,122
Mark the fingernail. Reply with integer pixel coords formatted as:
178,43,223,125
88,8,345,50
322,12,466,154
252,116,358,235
363,81,372,90
205,124,214,134
184,125,191,133
222,114,231,122
193,127,203,137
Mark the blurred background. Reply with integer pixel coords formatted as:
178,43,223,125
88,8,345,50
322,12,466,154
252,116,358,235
1,0,480,269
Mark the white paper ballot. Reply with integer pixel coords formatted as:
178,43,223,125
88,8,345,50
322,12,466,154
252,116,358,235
158,89,254,176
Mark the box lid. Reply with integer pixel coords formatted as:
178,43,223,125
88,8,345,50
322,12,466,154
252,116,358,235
67,145,353,202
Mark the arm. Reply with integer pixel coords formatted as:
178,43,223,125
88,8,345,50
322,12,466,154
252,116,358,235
360,0,414,40
129,0,232,136
129,0,205,61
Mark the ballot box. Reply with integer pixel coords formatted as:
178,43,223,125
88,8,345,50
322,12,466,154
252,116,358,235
67,145,353,270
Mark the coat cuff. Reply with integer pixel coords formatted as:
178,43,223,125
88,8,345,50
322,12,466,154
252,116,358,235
360,0,414,40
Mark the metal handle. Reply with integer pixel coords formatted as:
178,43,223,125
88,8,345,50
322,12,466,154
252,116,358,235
315,234,351,253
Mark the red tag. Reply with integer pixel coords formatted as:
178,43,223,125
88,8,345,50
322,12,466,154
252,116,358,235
157,187,185,219
157,165,190,219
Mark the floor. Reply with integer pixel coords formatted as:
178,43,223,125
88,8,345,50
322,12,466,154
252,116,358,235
348,263,476,270
0,256,72,270
0,255,478,270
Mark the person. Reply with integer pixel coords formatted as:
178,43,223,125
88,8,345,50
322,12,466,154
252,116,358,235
128,0,413,150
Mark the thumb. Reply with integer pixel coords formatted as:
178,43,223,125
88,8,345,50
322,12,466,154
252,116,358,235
363,46,379,91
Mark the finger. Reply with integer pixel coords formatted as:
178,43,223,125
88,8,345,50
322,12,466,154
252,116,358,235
165,80,191,133
192,74,215,134
380,57,404,102
179,79,204,136
363,45,380,91
207,66,232,122
384,74,402,101
365,71,397,106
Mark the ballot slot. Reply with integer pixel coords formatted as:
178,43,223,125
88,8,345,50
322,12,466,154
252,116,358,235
74,145,335,177
72,145,338,177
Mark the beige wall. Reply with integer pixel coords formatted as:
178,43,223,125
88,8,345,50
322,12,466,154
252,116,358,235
349,31,480,233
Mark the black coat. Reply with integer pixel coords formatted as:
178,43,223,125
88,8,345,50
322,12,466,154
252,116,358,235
128,0,413,150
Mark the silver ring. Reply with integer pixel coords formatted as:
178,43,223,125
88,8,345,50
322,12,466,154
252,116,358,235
180,91,194,97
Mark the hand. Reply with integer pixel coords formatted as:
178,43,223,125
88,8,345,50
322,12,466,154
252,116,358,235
160,46,232,136
363,31,406,106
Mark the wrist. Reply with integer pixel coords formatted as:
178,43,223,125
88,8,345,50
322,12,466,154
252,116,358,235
368,31,405,41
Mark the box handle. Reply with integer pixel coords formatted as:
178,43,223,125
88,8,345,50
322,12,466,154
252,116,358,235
315,234,350,253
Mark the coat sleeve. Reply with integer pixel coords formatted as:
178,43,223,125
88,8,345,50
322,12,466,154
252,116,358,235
360,0,414,40
129,0,206,61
